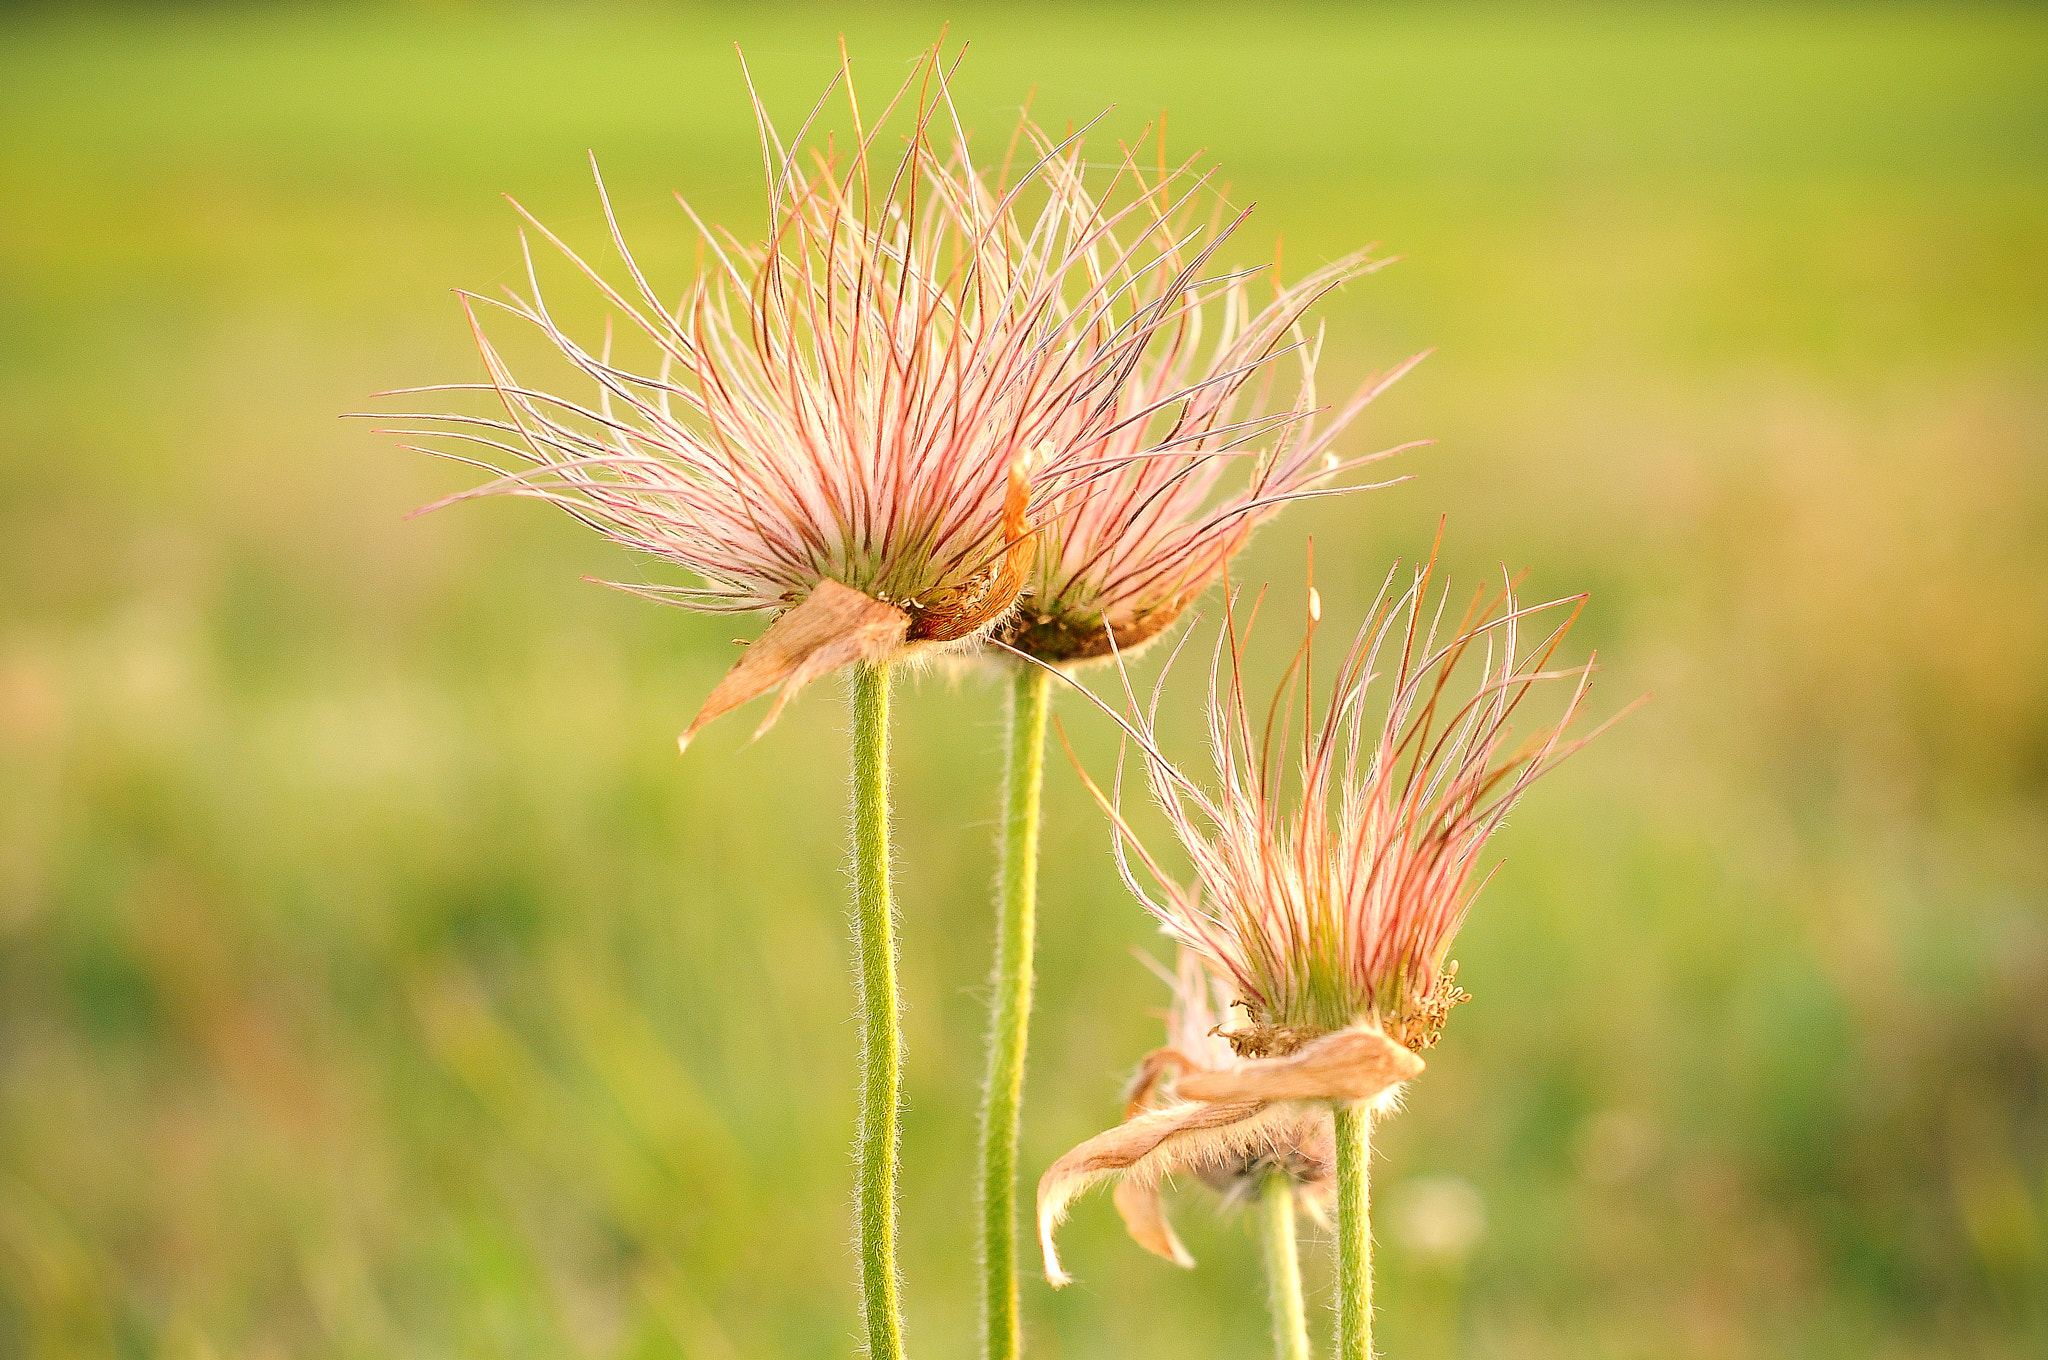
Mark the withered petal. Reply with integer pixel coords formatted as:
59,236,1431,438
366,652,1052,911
1038,1098,1295,1288
1123,1047,1199,1118
679,580,909,749
1112,1176,1195,1270
1173,1026,1423,1106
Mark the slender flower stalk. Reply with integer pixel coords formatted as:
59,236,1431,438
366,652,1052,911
1037,546,1632,1355
850,662,904,1360
1333,1106,1371,1360
981,664,1049,1360
1260,1167,1312,1360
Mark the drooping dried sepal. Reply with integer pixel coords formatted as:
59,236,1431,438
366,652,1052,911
1036,1022,1419,1286
1105,1094,1339,1268
1111,1171,1198,1269
680,580,909,750
1038,1098,1275,1287
1174,1025,1423,1105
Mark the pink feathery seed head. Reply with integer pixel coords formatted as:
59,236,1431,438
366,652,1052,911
371,41,1323,744
1074,541,1628,1056
989,218,1430,667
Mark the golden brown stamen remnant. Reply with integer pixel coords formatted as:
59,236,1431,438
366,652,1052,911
1209,1017,1321,1060
1393,961,1471,1051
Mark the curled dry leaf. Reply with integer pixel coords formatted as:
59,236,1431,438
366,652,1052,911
679,580,910,751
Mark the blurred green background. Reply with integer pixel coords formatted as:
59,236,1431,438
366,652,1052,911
2,3,2044,1357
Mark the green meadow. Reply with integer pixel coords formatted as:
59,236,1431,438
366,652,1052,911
1,3,2043,1356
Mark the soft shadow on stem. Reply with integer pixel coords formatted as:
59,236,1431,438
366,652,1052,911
851,662,906,1360
1335,1104,1373,1360
1260,1170,1313,1360
980,664,1052,1360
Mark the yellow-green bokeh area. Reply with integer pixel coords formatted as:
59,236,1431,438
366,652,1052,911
3,3,2045,1358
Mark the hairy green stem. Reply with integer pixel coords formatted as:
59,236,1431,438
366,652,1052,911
979,665,1051,1360
850,662,906,1360
1335,1104,1373,1360
1260,1172,1312,1360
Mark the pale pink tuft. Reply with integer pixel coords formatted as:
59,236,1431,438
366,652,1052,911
992,216,1429,665
1072,545,1629,1047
